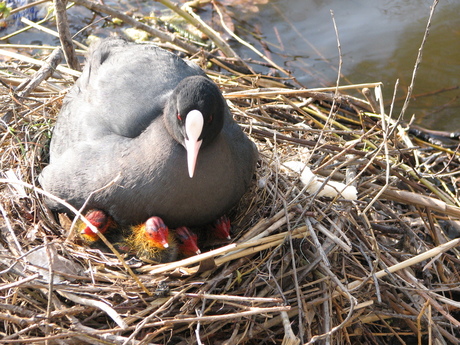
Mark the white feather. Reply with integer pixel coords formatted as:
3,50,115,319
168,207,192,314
283,161,357,200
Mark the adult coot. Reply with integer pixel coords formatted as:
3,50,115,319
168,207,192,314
39,38,257,227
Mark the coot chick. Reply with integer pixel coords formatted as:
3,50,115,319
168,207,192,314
209,215,232,240
175,226,201,258
76,209,115,243
123,216,177,263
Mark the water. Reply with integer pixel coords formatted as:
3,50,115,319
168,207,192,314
235,0,460,131
2,0,459,131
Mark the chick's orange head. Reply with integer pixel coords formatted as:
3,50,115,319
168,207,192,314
175,226,201,257
81,210,111,238
144,217,170,249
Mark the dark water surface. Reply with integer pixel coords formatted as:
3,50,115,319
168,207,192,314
3,0,459,131
235,0,460,131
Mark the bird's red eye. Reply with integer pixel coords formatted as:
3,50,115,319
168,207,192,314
177,113,182,121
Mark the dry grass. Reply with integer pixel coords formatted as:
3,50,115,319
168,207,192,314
2,0,460,344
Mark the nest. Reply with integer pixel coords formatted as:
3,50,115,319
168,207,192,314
1,1,460,344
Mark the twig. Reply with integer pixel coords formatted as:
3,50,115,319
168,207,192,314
211,0,290,77
21,17,88,50
398,0,439,120
54,0,80,71
0,273,40,291
377,186,460,218
170,291,283,303
0,48,80,77
16,48,63,97
57,290,128,329
225,83,382,99
142,226,309,275
72,0,201,55
141,306,291,327
157,0,238,59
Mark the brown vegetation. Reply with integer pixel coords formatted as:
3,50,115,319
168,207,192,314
1,0,459,344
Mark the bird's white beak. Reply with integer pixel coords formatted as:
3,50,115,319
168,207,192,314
184,110,204,178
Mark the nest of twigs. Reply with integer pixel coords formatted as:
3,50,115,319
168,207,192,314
1,1,460,344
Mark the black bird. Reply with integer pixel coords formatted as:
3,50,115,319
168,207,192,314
39,38,257,228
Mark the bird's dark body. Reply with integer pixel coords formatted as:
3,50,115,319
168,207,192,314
39,38,257,227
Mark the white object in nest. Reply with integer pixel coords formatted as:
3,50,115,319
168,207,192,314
283,161,358,200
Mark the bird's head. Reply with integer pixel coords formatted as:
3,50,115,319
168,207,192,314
144,216,170,249
165,76,226,178
79,209,113,241
175,226,201,257
212,215,232,240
